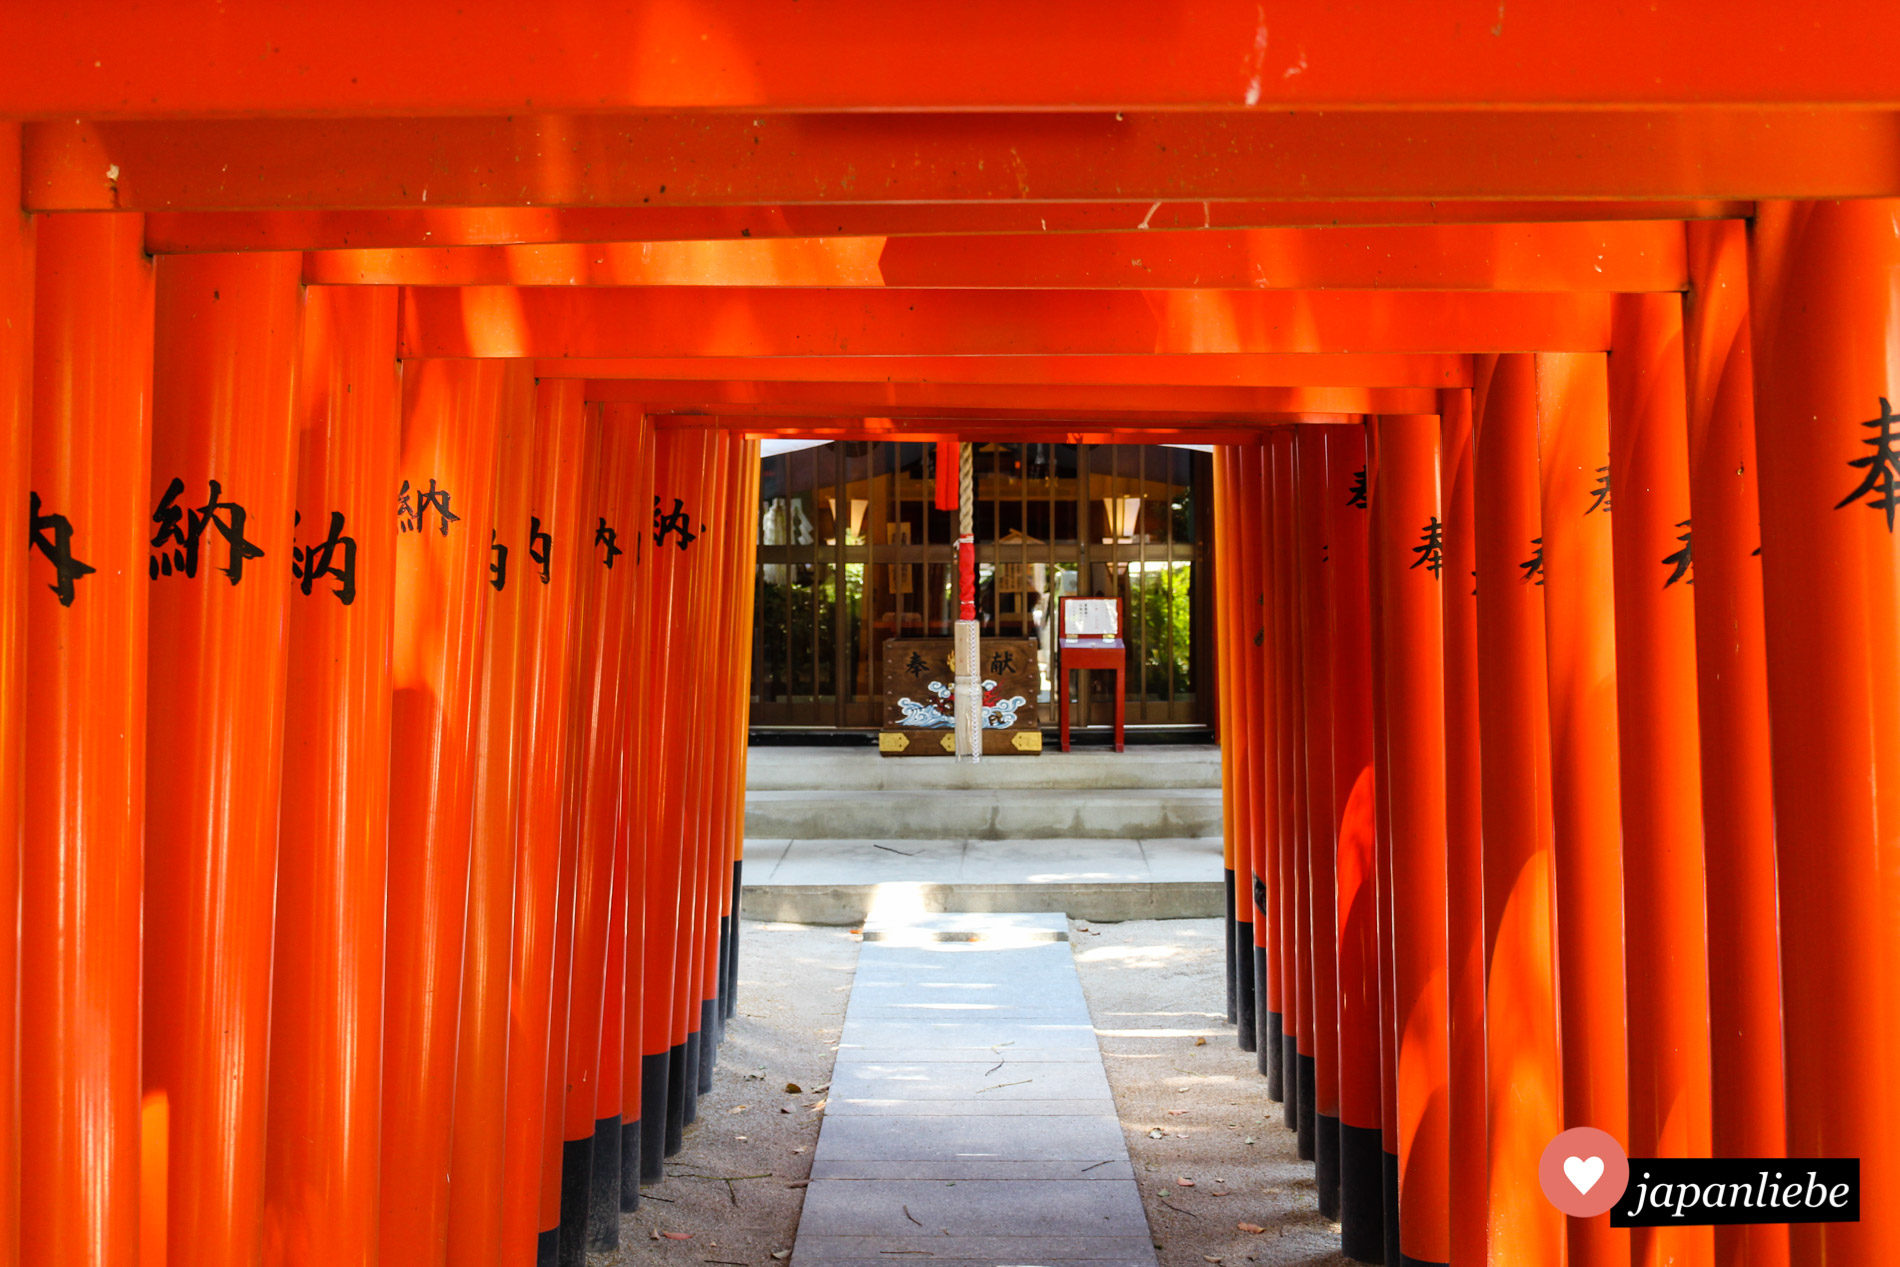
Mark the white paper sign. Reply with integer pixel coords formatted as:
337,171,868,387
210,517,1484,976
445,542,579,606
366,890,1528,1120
1067,598,1119,638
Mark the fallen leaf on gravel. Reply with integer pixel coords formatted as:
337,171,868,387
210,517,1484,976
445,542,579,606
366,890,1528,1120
772,1252,791,1261
1204,1256,1223,1263
779,1107,791,1114
784,1082,803,1093
792,1147,807,1154
729,1106,748,1114
1147,1128,1165,1139
734,1135,748,1142
1242,1137,1256,1146
786,1180,809,1189
661,1231,693,1240
1167,1109,1189,1116
1176,1177,1195,1187
1195,1036,1207,1046
1238,1222,1266,1234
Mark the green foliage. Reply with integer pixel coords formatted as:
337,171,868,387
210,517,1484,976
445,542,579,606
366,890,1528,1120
1130,562,1194,699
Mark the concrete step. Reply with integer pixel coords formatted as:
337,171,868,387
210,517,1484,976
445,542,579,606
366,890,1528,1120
858,910,1071,943
742,744,1225,924
744,786,1222,841
744,743,1220,792
739,836,1225,926
743,880,1223,929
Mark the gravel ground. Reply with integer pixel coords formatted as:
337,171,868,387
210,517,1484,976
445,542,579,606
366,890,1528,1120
596,915,1345,1267
1070,917,1349,1267
600,920,858,1266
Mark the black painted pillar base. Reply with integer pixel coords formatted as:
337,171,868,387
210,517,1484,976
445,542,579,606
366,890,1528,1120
536,1227,559,1267
683,1030,702,1124
1315,1111,1341,1220
1338,1122,1384,1263
585,1116,621,1251
640,1052,669,1182
698,998,718,1092
1281,1033,1299,1131
1262,1008,1283,1099
1383,1149,1402,1267
556,1135,592,1267
716,914,732,1034
725,860,743,1019
1234,921,1256,1051
1296,1053,1317,1160
1399,1254,1449,1267
620,1114,642,1211
1254,944,1274,1079
1223,870,1238,1024
664,1043,688,1156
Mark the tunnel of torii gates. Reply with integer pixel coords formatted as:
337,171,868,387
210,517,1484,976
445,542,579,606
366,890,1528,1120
3,6,1900,1267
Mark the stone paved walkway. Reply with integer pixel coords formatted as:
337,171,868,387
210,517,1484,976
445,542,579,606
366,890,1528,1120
792,913,1159,1267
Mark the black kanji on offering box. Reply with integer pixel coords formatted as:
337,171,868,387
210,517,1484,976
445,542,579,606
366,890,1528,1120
878,637,1042,756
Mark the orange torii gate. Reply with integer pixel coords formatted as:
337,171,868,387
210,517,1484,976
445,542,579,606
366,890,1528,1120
3,6,1900,1267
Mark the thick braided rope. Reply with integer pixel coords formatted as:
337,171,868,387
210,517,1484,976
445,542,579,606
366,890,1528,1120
955,440,980,760
959,439,974,544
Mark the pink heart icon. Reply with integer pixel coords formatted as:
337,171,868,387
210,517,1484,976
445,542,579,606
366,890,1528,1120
1539,1128,1629,1217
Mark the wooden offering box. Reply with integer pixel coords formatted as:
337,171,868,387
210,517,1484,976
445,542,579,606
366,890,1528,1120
879,637,1042,756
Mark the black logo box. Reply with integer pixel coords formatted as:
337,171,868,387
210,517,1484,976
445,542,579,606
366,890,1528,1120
1611,1159,1859,1227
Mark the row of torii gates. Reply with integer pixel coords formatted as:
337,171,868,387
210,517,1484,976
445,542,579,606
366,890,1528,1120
2,5,1899,1266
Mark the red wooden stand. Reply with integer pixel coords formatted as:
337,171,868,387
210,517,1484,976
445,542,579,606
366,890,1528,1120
1058,596,1126,752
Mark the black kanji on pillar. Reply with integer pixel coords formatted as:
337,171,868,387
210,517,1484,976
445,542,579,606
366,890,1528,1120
1520,537,1545,587
291,509,358,606
28,491,96,607
595,517,623,568
397,478,461,536
1347,467,1368,509
1836,396,1900,531
528,515,552,583
1586,464,1612,515
653,495,699,550
489,528,509,592
150,476,265,584
1662,519,1693,587
1409,515,1444,577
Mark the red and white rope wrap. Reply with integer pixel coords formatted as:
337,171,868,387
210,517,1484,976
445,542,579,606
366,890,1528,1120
954,440,981,762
